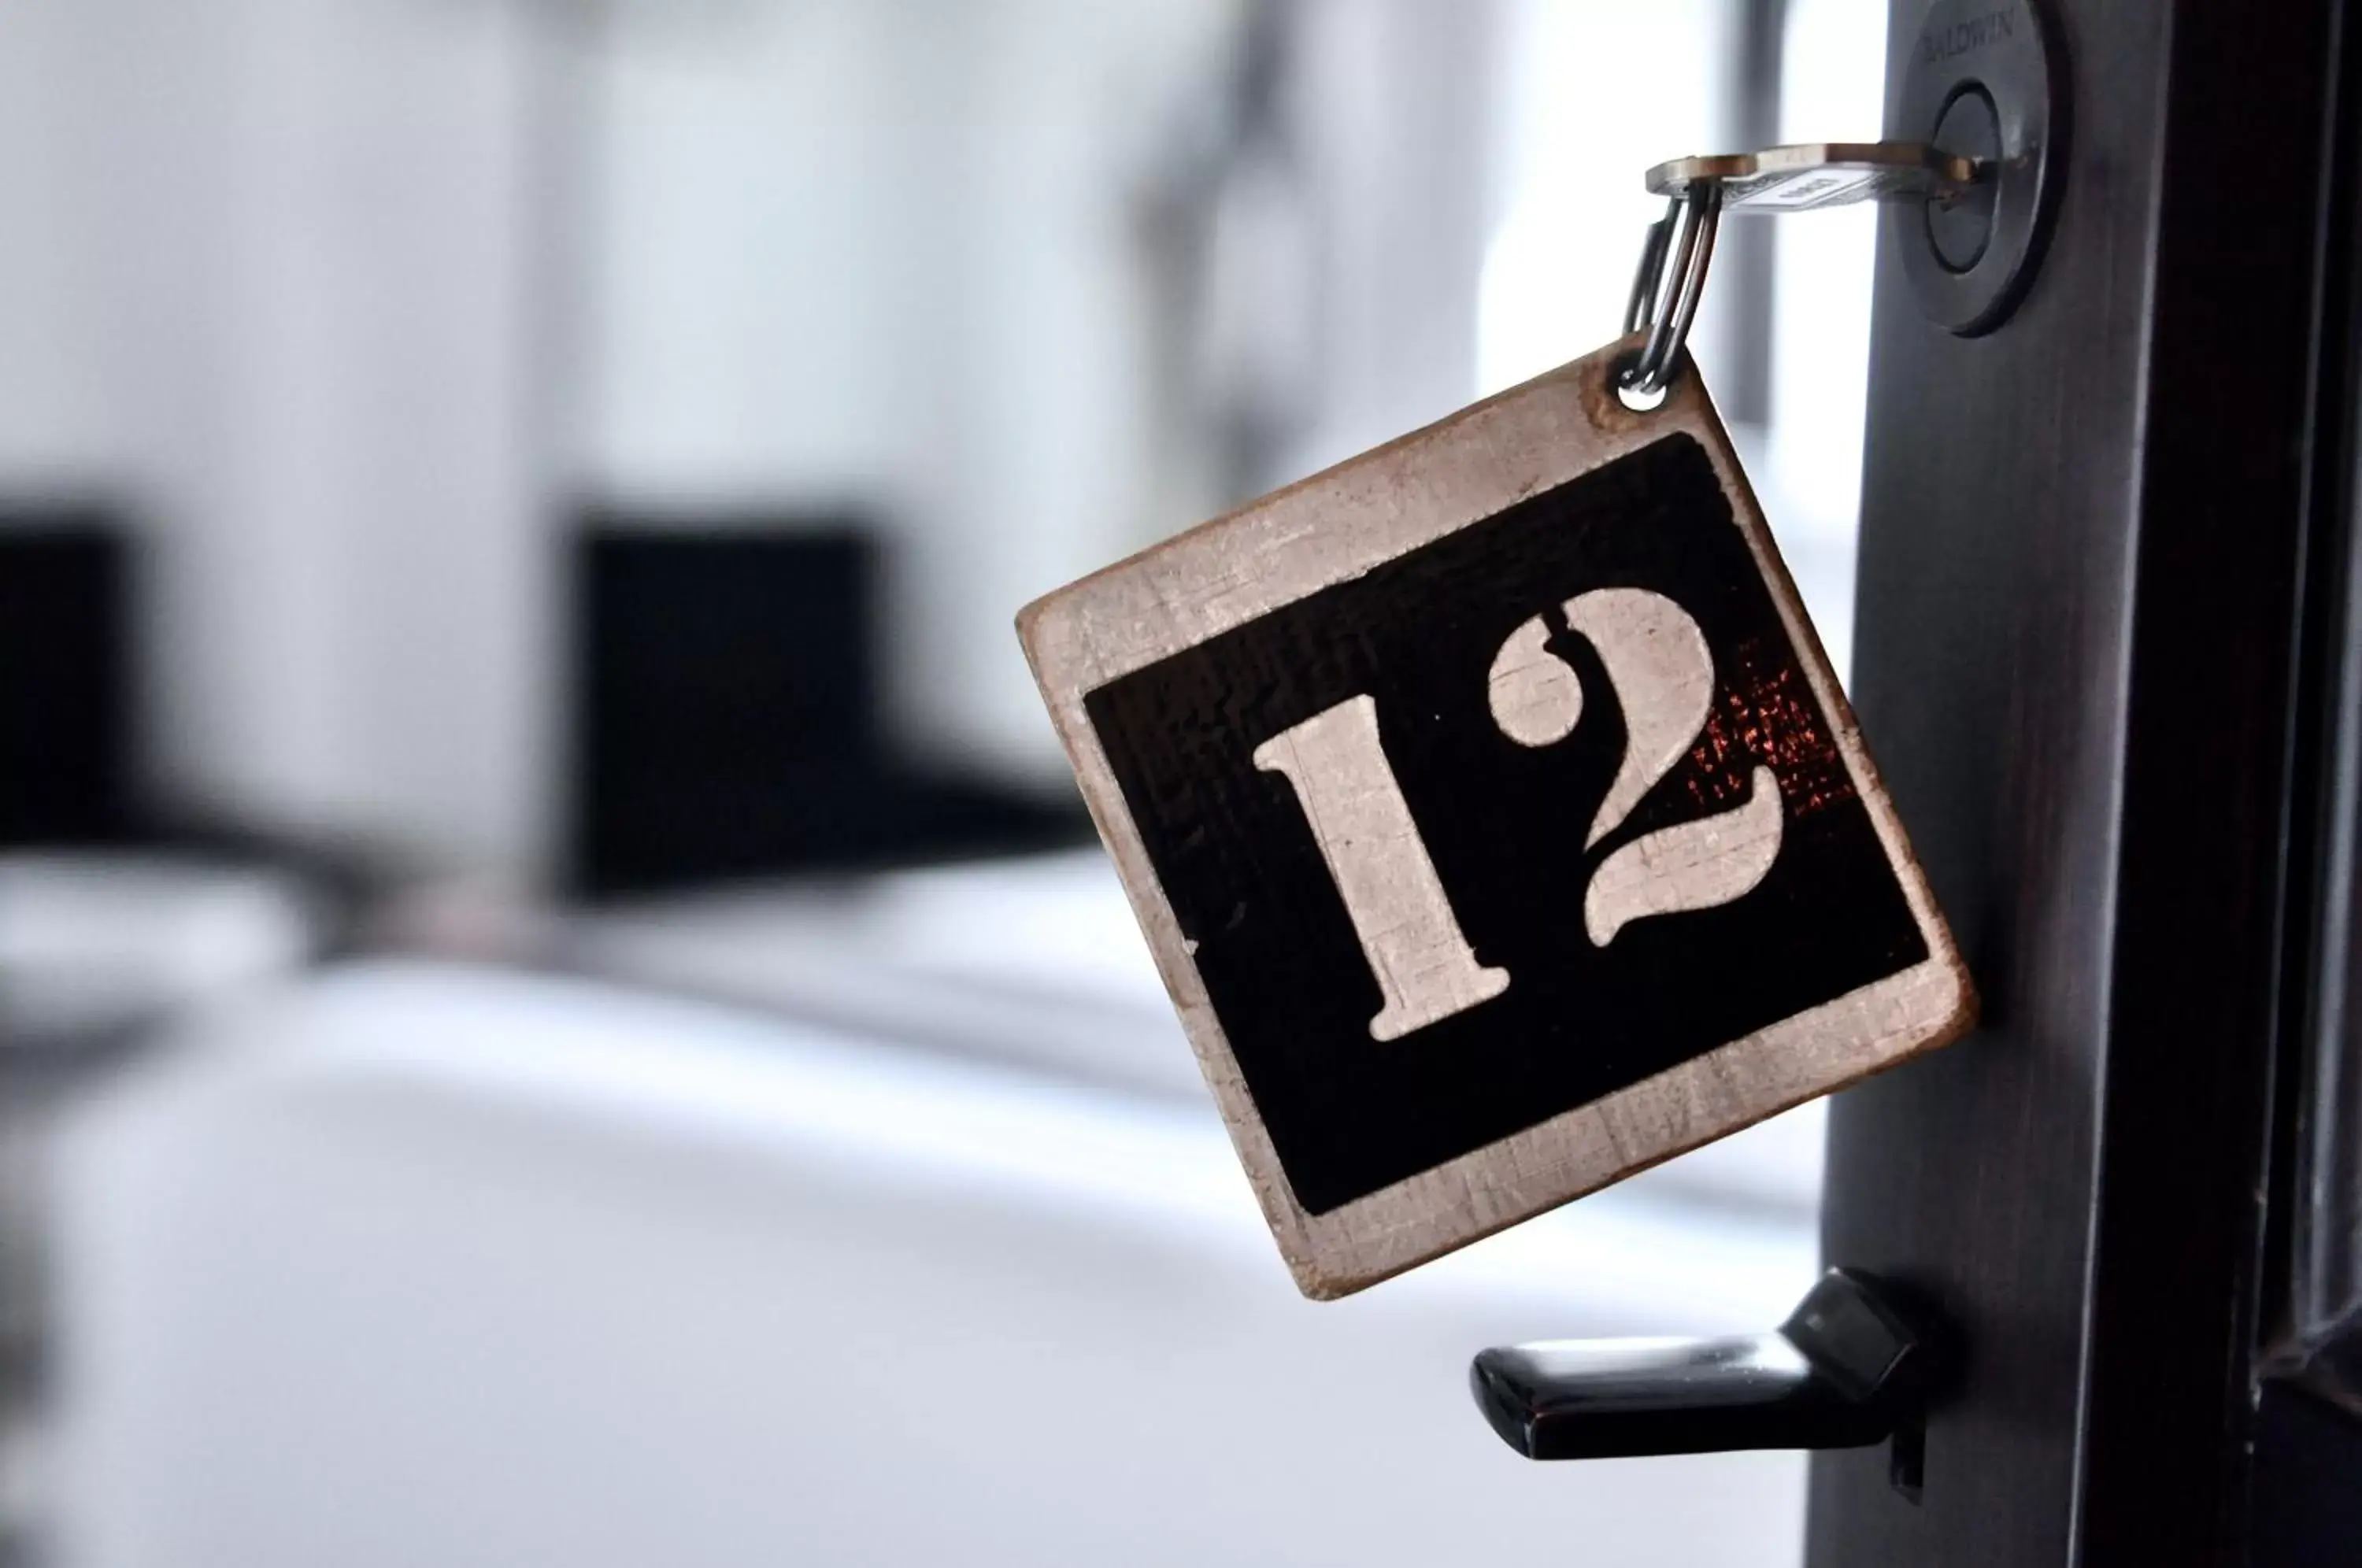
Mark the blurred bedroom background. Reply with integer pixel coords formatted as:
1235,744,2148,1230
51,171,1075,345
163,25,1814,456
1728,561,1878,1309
0,1,1883,1563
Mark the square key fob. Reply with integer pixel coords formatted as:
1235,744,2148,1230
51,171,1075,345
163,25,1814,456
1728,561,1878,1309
1018,337,1974,1298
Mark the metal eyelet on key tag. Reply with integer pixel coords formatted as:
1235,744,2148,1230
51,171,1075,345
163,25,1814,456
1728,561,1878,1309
1620,183,1720,402
1018,143,1977,1300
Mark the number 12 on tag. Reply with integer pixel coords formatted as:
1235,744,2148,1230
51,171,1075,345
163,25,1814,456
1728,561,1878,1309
1020,338,1971,1297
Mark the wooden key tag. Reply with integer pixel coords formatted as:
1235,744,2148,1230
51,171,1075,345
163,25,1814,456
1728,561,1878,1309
1017,336,1974,1298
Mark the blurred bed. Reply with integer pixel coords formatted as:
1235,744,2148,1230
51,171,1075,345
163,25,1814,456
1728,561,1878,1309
557,849,1828,1218
37,850,1820,1568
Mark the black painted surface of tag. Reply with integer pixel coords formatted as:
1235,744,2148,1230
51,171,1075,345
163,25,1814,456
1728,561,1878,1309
1083,434,1926,1215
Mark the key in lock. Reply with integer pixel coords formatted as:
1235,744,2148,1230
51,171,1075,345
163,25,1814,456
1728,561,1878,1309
1646,141,1987,213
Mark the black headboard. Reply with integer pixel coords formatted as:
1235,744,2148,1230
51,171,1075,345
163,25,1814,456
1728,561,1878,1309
0,513,131,847
569,518,1084,895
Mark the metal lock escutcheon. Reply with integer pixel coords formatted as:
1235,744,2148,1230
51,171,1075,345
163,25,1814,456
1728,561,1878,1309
1895,0,2067,335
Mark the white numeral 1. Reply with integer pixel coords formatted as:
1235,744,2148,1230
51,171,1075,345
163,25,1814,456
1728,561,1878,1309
1253,695,1510,1041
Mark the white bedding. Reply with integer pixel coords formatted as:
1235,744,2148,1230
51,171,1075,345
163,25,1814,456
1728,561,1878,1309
568,849,1828,1217
45,959,1814,1567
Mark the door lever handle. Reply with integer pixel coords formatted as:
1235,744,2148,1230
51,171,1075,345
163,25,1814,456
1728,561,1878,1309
1468,1269,1951,1499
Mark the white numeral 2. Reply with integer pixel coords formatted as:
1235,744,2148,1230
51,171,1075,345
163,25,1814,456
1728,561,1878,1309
1252,696,1510,1041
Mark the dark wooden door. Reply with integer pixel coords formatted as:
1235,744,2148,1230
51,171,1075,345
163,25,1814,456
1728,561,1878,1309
1805,0,2362,1563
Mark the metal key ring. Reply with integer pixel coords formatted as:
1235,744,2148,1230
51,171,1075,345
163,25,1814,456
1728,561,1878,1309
1622,182,1722,398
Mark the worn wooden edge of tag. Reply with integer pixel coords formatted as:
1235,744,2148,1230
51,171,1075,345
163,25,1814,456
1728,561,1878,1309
1016,333,1978,1300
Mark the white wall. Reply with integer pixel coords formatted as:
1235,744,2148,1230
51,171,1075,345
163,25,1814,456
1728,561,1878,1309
1763,0,1891,677
0,0,556,875
1267,1,1508,483
1479,0,1741,399
572,0,1242,784
0,0,1524,875
0,6,119,483
49,961,1812,1568
573,0,1516,786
